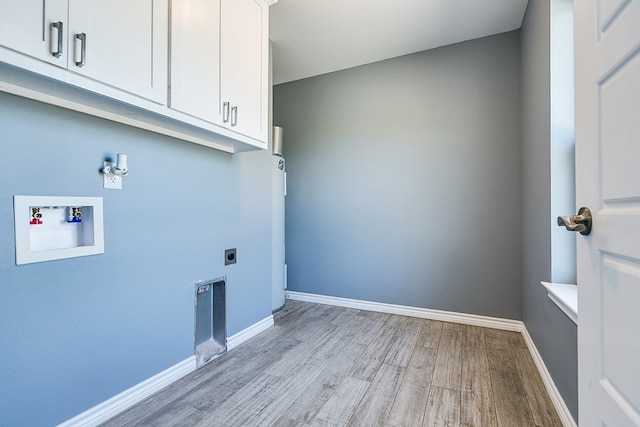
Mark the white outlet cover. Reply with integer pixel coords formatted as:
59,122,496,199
103,161,122,189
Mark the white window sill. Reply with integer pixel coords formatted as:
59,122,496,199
541,282,578,325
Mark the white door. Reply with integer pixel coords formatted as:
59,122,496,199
220,0,269,142
169,0,221,123
0,0,68,66
574,1,640,425
67,0,168,103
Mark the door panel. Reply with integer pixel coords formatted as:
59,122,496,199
598,0,632,32
600,51,640,201
575,0,640,425
601,254,640,408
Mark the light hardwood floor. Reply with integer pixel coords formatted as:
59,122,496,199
102,300,563,426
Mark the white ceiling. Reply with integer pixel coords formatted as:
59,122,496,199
270,0,529,85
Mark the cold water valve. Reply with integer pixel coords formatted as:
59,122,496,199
30,207,43,225
67,207,82,223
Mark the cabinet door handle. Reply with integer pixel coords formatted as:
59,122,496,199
74,33,87,67
223,101,230,123
51,21,63,58
231,106,238,127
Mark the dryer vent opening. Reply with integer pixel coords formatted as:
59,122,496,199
195,278,226,367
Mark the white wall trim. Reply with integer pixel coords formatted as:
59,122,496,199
541,281,578,325
58,315,275,427
286,291,577,427
227,315,274,350
521,328,577,427
286,291,523,331
57,356,197,427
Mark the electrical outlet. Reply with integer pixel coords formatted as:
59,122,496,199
103,161,122,189
225,248,237,265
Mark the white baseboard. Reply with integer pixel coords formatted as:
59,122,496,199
286,291,577,427
521,328,577,427
286,291,523,332
57,356,197,427
58,314,275,427
227,315,274,350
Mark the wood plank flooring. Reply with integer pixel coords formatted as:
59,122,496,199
101,300,562,427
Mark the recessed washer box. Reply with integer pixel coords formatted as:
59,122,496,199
14,196,104,265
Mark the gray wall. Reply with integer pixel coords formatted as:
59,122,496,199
0,92,273,425
521,0,578,420
274,32,522,319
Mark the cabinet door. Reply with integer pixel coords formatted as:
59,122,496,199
170,0,220,122
67,0,168,104
0,0,68,67
220,0,268,143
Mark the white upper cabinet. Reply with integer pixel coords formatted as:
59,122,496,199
170,0,269,145
67,0,168,104
0,0,273,152
0,0,167,104
170,0,221,122
220,0,269,143
0,0,68,67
